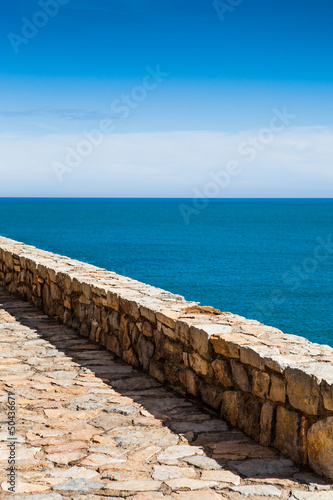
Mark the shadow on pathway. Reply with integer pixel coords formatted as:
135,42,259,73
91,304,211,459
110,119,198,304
0,287,332,499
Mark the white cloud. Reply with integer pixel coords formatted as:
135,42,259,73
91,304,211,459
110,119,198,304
0,126,332,197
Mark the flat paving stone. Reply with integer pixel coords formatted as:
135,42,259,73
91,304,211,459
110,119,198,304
52,478,105,492
182,455,222,470
152,465,197,480
232,458,299,477
0,287,332,499
103,404,140,416
173,491,223,500
289,491,333,500
15,496,63,500
230,484,283,497
105,479,162,495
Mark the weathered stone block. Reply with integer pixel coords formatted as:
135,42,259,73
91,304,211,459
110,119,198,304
210,334,249,359
322,381,333,412
100,330,107,347
62,273,72,295
74,302,87,323
81,282,92,299
120,326,132,352
106,335,122,357
138,335,155,372
92,294,102,307
100,308,108,332
105,290,120,311
183,351,190,367
164,361,181,387
175,320,190,346
89,319,99,341
19,255,27,269
142,321,153,338
64,295,72,309
189,352,213,379
149,360,166,384
189,325,212,360
274,406,301,463
64,308,72,325
269,375,286,403
47,267,58,284
80,322,90,338
123,348,139,367
307,417,333,480
238,396,261,441
179,368,199,397
140,305,156,323
79,295,91,305
260,402,274,446
130,323,140,344
252,369,270,399
161,323,178,341
119,297,140,320
5,272,12,285
230,360,250,392
4,251,13,269
108,311,119,331
27,258,38,275
211,358,233,388
240,344,279,370
156,309,180,329
157,335,183,365
119,314,129,334
285,367,320,415
200,384,223,410
221,391,244,427
42,283,50,309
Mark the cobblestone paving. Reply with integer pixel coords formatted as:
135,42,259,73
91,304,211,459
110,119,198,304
1,288,332,499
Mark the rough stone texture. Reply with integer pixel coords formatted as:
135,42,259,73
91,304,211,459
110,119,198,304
275,407,301,464
52,478,104,492
289,492,333,500
285,367,320,415
307,417,333,480
260,403,274,447
231,484,282,497
270,375,286,403
231,360,251,392
232,458,299,477
182,455,222,470
1,236,333,483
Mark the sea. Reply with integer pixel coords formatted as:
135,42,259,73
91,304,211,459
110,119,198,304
0,198,332,347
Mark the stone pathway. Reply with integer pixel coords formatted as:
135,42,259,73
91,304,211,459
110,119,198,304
0,288,332,500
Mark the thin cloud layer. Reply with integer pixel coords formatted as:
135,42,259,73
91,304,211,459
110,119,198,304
0,127,332,197
0,109,111,121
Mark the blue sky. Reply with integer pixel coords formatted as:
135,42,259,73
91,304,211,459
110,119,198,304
0,0,332,196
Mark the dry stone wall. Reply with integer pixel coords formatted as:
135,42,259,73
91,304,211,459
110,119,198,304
1,236,333,480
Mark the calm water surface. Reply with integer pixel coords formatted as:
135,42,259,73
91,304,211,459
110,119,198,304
0,198,332,346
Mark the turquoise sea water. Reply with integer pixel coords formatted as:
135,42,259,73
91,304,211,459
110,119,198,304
0,198,332,346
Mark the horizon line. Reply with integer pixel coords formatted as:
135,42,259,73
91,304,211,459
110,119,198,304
0,197,332,201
